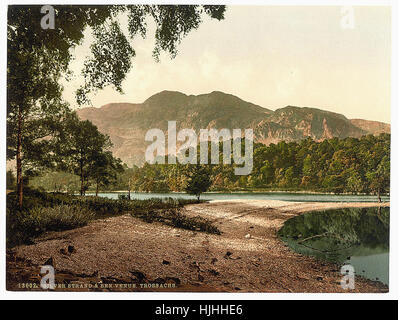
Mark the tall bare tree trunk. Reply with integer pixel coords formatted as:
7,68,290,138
80,158,84,196
80,174,84,196
80,176,84,196
16,107,23,209
96,180,99,197
128,177,131,200
378,188,382,203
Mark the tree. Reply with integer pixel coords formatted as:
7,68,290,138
346,169,364,194
7,36,70,207
55,112,113,196
90,151,124,196
105,133,389,195
7,5,226,207
29,171,80,193
116,165,139,199
184,164,212,201
260,160,274,185
366,155,390,202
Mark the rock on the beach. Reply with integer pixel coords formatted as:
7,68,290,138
44,257,54,267
68,245,76,254
245,234,251,239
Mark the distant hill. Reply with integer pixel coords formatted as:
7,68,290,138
350,119,391,136
76,91,390,166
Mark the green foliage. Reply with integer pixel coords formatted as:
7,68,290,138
7,205,95,247
29,171,80,193
366,155,390,200
6,170,16,190
8,5,226,106
106,134,390,195
157,208,221,235
129,202,220,234
7,5,226,207
184,164,212,200
89,151,124,195
251,134,390,194
6,189,216,247
53,112,122,195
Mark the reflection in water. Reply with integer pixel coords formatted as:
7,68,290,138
278,207,389,285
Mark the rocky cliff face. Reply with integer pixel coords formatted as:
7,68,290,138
350,119,391,136
76,91,390,166
254,106,370,145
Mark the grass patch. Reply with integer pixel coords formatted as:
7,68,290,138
7,205,95,247
6,189,219,247
131,206,221,235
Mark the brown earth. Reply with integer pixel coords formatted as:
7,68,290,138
7,200,389,293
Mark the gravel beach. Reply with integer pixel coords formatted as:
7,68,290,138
7,200,389,292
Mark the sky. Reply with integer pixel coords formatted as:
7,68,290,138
62,6,391,123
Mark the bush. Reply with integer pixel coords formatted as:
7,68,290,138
6,189,214,247
28,205,95,231
130,207,221,235
164,208,221,234
7,190,201,216
6,204,95,247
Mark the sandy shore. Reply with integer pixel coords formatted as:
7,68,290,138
7,200,389,292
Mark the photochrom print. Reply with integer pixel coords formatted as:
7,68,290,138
6,3,390,293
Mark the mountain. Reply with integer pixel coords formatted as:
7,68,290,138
349,119,391,136
76,91,390,166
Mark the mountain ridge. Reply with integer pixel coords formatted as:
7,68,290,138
76,90,390,166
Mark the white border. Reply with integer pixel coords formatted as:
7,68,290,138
0,0,396,300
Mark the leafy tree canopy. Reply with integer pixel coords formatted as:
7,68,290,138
7,5,226,206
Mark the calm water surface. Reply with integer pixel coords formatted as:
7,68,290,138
94,192,389,203
278,207,389,285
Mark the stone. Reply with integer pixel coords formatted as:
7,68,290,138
68,245,76,254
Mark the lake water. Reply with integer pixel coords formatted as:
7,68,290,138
93,191,389,203
278,207,389,285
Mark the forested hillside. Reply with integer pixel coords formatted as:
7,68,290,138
27,133,390,196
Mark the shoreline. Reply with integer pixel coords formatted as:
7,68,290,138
7,200,389,293
85,190,390,197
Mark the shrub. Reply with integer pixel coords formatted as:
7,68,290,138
6,204,95,247
7,189,201,216
28,205,95,231
130,207,221,235
6,189,213,247
163,208,221,234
